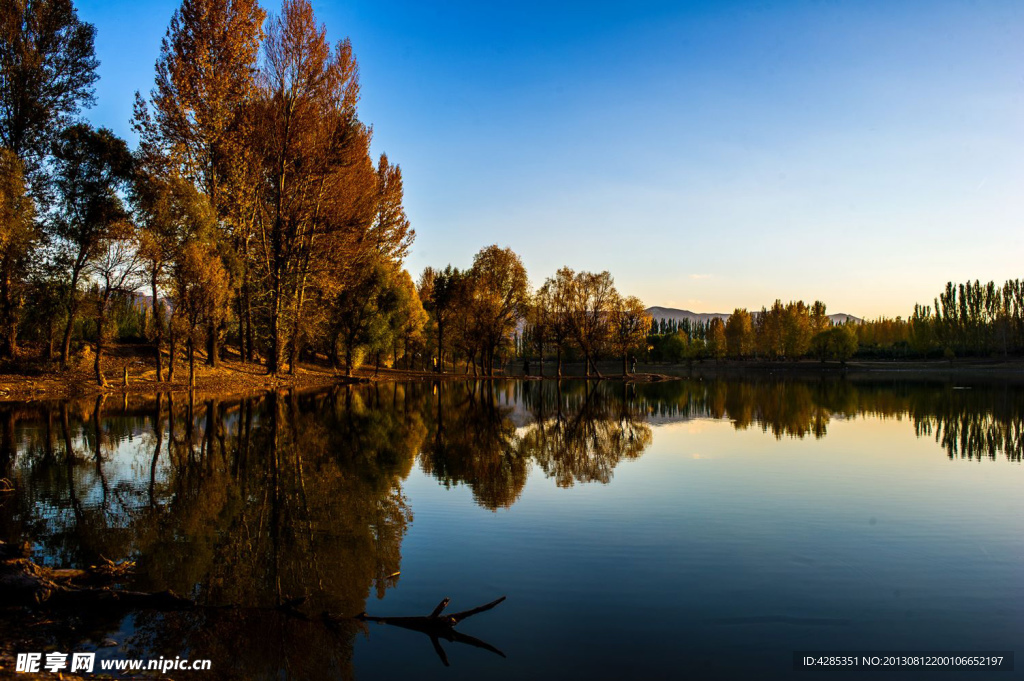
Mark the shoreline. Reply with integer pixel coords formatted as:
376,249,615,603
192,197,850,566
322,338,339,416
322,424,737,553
2,352,1024,402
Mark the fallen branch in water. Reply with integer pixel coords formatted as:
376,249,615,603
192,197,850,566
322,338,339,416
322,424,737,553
3,539,508,666
354,596,507,666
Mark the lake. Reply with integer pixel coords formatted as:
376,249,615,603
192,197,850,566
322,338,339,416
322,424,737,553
1,378,1021,679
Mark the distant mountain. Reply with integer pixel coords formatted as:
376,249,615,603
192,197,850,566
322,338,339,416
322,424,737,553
646,306,861,326
646,306,729,325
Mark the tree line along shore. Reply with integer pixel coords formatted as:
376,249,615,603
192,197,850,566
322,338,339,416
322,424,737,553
2,0,1022,399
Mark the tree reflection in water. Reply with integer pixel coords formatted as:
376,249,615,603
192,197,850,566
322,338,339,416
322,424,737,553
0,378,1022,678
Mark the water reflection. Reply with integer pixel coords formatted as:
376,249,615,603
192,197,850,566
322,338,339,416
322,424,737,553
2,388,418,680
417,381,653,507
638,379,1024,461
517,381,651,487
0,378,1022,679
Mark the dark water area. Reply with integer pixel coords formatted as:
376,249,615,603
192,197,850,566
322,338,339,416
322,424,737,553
0,379,1021,680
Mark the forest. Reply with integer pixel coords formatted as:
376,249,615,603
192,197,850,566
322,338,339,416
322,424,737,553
1,0,1021,390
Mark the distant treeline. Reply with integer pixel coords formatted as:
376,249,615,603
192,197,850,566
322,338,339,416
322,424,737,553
637,279,1024,364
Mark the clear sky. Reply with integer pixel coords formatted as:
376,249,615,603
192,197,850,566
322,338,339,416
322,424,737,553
76,0,1024,318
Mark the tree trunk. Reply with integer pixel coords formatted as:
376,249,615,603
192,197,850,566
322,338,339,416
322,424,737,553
622,353,628,376
167,322,176,383
44,318,56,361
60,297,79,369
345,345,353,377
236,290,246,364
94,304,107,387
329,335,339,370
151,272,163,382
188,338,196,389
0,269,18,360
244,281,254,363
206,320,219,368
556,346,562,378
288,334,298,376
436,321,444,373
269,294,281,375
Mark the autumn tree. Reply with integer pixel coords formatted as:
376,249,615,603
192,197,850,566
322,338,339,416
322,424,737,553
173,241,229,387
543,267,576,378
0,0,99,197
49,124,133,368
368,153,414,263
467,245,529,375
755,300,786,359
725,308,753,359
0,150,35,358
132,136,216,380
568,270,616,377
609,294,650,375
419,265,462,372
707,316,727,362
782,301,812,359
524,285,553,376
388,269,427,369
810,300,829,336
255,0,375,375
143,0,264,367
91,234,143,385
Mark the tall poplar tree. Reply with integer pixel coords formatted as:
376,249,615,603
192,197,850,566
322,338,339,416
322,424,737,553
255,0,375,375
143,0,264,367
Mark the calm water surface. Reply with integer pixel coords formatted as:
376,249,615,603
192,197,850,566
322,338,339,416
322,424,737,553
1,379,1021,680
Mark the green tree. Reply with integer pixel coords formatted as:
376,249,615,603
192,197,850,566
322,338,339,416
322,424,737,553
822,324,858,364
419,265,462,372
331,259,393,376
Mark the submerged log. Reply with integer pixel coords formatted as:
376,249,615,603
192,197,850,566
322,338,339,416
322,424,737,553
3,540,506,666
356,596,507,666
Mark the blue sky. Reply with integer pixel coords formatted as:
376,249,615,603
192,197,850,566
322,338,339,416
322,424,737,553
77,0,1024,317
